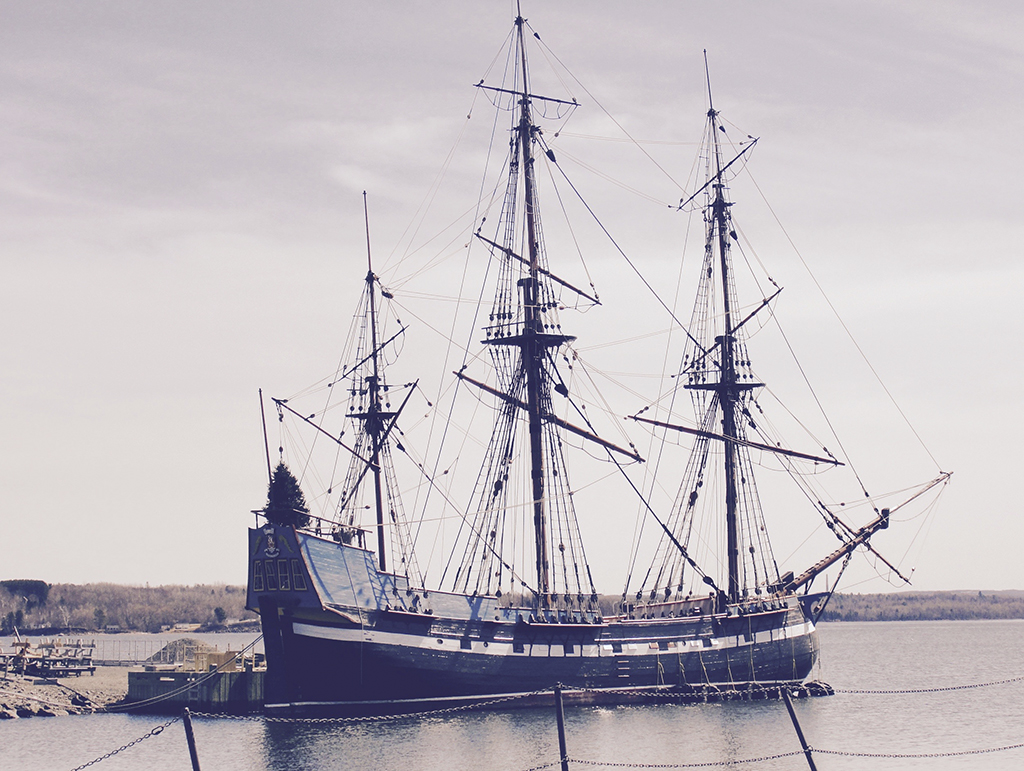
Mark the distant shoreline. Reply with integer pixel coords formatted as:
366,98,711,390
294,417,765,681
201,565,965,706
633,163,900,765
818,590,1024,622
5,620,262,637
4,583,1023,634
1,581,257,636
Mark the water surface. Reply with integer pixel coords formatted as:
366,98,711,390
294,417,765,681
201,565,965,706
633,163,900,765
3,621,1023,770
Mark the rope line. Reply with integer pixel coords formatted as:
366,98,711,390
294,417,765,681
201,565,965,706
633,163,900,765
746,172,943,472
101,635,264,712
60,672,1024,769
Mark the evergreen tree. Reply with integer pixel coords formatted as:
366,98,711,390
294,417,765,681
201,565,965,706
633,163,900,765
265,461,311,528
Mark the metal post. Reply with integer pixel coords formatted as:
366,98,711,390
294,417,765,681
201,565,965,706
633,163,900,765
781,688,817,771
554,685,569,771
182,707,202,771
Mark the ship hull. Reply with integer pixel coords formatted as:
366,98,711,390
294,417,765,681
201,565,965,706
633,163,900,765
248,524,819,715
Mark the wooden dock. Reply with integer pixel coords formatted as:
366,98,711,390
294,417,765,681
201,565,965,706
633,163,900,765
1,638,96,678
126,668,264,713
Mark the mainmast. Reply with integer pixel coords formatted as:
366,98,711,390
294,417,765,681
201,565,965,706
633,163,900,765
452,10,643,612
514,14,552,602
457,11,589,608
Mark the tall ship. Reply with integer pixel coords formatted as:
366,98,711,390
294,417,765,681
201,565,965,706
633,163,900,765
246,12,949,716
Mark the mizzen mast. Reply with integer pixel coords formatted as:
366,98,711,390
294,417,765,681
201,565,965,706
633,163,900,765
361,191,389,571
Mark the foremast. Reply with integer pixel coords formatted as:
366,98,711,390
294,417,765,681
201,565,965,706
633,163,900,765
634,60,929,611
637,59,780,609
672,77,757,603
706,86,748,603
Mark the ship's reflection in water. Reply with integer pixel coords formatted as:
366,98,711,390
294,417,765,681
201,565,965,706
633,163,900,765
258,709,560,771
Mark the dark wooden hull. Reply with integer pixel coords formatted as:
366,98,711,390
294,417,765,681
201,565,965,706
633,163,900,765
248,524,820,716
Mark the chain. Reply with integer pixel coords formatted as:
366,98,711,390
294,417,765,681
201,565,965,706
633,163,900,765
177,675,1024,768
190,680,817,726
567,682,825,702
835,673,1024,695
68,716,179,771
112,692,1024,771
192,687,554,724
569,740,1024,766
814,742,1024,759
517,761,565,771
567,751,806,768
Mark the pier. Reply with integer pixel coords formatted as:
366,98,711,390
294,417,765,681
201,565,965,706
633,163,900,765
126,668,264,713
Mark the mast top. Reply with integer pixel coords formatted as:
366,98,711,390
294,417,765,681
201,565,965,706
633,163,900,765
363,190,373,278
704,50,717,119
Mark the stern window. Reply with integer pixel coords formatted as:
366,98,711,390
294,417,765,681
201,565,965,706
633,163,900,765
291,559,308,591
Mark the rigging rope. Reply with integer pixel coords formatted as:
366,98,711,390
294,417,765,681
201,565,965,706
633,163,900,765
745,171,944,472
541,134,709,364
529,23,688,196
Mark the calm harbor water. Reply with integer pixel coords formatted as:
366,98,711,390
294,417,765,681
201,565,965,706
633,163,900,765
3,620,1023,770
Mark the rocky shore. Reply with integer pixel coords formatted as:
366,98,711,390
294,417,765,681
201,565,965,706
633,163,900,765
0,666,128,718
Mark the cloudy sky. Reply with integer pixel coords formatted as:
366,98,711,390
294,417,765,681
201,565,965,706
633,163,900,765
2,1,1021,593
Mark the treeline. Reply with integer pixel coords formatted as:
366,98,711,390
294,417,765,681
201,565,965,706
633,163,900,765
819,591,1024,622
5,582,1024,632
1,581,256,634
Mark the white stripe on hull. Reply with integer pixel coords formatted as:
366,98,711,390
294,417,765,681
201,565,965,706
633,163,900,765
291,618,816,658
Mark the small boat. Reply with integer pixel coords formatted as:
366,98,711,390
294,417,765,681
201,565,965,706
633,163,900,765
246,10,949,716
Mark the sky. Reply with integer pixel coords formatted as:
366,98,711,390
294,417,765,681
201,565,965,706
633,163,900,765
2,1,1021,593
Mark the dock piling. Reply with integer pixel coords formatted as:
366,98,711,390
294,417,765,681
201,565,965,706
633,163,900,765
182,707,202,771
554,684,569,771
781,687,817,771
